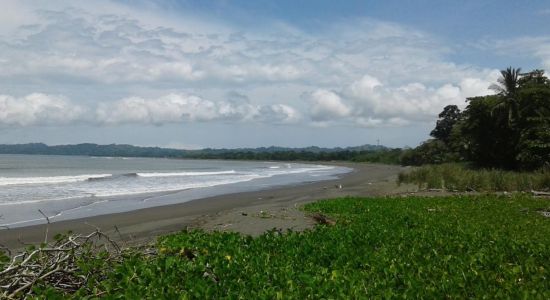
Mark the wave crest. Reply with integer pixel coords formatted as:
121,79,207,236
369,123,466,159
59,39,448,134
0,174,112,186
136,170,237,177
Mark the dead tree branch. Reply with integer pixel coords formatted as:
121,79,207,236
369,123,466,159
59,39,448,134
0,230,123,299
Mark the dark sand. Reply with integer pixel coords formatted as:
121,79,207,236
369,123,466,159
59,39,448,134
0,163,416,250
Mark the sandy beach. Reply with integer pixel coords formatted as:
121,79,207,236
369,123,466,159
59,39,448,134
1,163,414,250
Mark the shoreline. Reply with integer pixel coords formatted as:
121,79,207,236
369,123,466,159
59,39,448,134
0,162,412,250
0,163,349,229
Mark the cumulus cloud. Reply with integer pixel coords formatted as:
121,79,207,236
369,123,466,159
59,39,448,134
259,104,301,124
0,1,527,133
97,94,216,125
459,72,501,98
303,72,498,127
0,91,300,127
96,93,300,125
346,73,498,124
0,93,85,126
346,81,452,124
309,89,351,122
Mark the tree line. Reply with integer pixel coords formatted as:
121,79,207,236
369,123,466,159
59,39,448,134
401,67,550,170
0,143,402,164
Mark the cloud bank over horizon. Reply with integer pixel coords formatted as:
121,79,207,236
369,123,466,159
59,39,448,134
0,0,548,148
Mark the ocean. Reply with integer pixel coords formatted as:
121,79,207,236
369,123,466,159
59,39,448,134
0,155,350,228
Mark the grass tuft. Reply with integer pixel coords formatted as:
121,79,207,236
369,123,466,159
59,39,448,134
398,163,550,192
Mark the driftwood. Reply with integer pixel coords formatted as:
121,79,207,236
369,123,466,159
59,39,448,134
532,190,550,197
309,213,336,226
0,210,159,299
0,229,122,299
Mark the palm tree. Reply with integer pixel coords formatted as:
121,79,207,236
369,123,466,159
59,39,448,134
490,67,521,96
489,67,522,127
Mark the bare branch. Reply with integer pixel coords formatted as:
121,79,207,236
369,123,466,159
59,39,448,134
0,229,126,297
37,209,50,244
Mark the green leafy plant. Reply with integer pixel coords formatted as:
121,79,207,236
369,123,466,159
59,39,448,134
5,195,549,298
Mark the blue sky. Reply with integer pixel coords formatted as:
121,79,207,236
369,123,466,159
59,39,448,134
0,0,548,148
151,0,549,40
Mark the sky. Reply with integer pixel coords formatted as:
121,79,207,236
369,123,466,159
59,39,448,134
0,0,549,149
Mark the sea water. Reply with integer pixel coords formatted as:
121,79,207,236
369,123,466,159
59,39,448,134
0,155,350,228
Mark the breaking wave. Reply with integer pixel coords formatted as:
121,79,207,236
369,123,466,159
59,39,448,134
0,174,112,186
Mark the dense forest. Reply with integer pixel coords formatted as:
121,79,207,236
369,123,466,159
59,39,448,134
0,143,401,164
402,67,550,170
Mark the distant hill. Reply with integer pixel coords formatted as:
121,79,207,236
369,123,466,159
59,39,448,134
0,143,400,163
0,143,183,158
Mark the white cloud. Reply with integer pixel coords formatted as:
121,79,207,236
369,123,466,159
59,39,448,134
96,93,300,125
0,3,500,89
349,75,383,96
309,89,351,122
97,94,234,124
479,36,550,70
0,1,523,134
146,62,205,81
459,71,500,98
0,93,85,126
0,0,38,35
354,78,486,121
309,71,500,127
0,91,300,127
260,104,301,124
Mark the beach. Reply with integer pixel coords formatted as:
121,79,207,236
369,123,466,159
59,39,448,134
1,163,413,249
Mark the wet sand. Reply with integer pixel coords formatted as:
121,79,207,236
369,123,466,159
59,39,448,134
0,163,415,250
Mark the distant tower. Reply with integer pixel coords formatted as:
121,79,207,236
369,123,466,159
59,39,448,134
376,139,380,146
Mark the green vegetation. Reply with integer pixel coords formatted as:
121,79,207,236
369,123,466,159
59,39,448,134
186,148,402,164
0,143,403,164
7,195,549,298
403,67,550,170
1,66,548,298
398,163,550,192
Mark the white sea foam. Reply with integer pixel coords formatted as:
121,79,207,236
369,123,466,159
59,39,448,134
98,174,264,198
136,170,236,177
0,155,350,228
267,165,334,175
0,174,112,186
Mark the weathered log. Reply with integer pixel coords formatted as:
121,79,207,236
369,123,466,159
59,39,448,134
309,213,336,226
532,190,550,197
